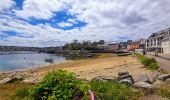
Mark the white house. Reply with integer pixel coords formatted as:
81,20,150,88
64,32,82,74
162,35,170,53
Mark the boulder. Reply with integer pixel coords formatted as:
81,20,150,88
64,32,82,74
135,74,151,83
0,78,12,84
165,78,170,84
153,80,165,88
133,82,153,89
117,71,134,83
119,79,133,85
22,79,39,84
0,77,23,84
118,71,129,76
93,76,116,81
147,72,161,83
157,74,170,81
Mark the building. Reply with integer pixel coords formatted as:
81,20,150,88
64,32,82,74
127,42,140,51
145,27,170,53
139,39,146,49
127,40,132,44
97,42,119,51
162,35,170,53
119,42,127,49
107,42,119,51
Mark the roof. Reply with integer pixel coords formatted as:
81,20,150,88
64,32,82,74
162,35,170,42
148,27,170,39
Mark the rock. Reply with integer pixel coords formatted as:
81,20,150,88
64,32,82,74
0,77,23,84
93,76,116,81
118,74,133,80
135,74,151,83
0,78,12,84
165,78,170,84
147,72,161,83
153,80,165,88
119,79,133,85
133,82,153,89
157,74,170,81
118,71,129,76
22,79,39,84
117,71,134,84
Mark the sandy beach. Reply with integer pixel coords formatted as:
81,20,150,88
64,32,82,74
0,54,158,82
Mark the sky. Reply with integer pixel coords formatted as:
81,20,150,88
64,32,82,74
0,0,170,47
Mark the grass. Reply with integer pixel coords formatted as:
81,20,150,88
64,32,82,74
89,80,141,100
0,81,34,100
154,84,170,99
135,53,159,70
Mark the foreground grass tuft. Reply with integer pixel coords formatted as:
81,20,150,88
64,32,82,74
89,80,141,100
0,81,34,100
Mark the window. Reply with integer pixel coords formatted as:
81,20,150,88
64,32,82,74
154,38,156,42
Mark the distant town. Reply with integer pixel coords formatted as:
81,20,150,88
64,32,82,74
1,27,170,54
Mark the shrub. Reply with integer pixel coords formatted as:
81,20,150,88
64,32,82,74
30,70,89,100
89,80,140,100
143,58,156,66
135,53,159,70
148,62,159,70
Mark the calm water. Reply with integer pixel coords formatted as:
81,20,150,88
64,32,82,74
0,53,65,72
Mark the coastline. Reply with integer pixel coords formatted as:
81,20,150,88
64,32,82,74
0,54,159,81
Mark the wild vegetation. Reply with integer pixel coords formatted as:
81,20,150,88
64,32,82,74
89,80,140,100
135,53,159,70
12,70,143,100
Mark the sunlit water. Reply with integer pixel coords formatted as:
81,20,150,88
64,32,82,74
0,53,65,72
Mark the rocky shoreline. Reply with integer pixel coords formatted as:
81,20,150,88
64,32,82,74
0,70,170,90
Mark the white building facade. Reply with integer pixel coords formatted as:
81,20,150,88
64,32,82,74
162,36,170,53
145,27,170,53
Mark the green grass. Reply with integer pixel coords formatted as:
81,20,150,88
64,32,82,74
135,53,159,70
154,84,170,100
89,80,141,100
159,87,170,99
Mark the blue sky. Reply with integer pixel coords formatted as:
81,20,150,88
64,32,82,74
0,0,170,47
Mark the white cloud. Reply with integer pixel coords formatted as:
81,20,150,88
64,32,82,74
67,19,77,24
1,0,170,46
0,0,15,11
14,0,65,19
57,21,73,28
